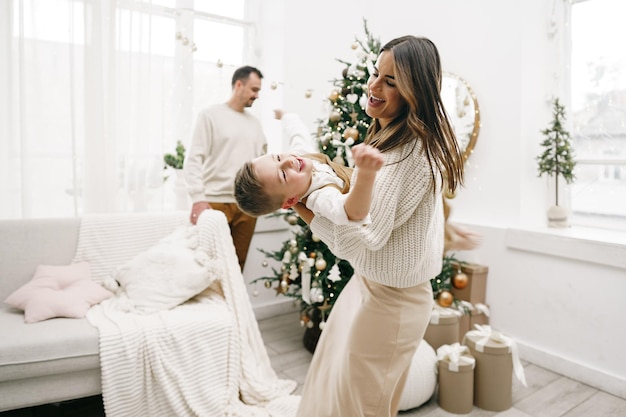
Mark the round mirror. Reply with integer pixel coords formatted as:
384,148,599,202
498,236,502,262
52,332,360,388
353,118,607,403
441,72,480,161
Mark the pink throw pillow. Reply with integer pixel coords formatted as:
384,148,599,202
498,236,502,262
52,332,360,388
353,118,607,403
4,262,113,323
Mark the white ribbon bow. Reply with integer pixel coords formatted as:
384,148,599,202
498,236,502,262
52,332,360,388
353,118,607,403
430,304,462,324
298,252,311,304
466,324,527,387
437,342,476,372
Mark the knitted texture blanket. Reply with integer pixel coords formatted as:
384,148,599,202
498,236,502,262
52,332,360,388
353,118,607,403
75,210,299,416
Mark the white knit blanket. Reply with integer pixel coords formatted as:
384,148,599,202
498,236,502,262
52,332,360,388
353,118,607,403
75,211,299,416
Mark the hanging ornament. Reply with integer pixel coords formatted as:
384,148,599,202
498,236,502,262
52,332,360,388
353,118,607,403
252,289,259,297
346,93,358,104
452,272,468,289
216,59,223,68
311,234,321,242
319,321,326,330
289,264,299,280
285,214,299,225
310,287,325,303
315,257,327,271
444,189,456,199
282,251,292,263
437,290,454,307
343,127,359,141
191,42,197,52
351,42,358,50
329,111,341,123
264,280,271,288
262,260,268,268
328,263,342,282
359,94,368,108
271,81,278,90
305,89,312,99
329,89,340,102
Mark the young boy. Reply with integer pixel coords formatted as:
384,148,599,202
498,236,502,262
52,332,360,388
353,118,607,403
234,111,384,225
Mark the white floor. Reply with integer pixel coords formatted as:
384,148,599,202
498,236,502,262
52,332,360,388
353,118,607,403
260,311,626,417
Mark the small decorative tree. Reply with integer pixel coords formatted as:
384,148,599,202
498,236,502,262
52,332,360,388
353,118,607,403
536,98,576,226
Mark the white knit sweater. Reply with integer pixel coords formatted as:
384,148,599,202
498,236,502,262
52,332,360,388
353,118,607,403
184,103,267,204
310,141,444,288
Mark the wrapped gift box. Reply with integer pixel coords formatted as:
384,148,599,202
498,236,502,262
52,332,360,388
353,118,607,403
424,307,460,351
458,303,490,341
436,343,475,414
451,262,488,304
463,325,526,412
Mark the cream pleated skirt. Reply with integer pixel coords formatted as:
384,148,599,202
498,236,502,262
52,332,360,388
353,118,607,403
296,274,433,417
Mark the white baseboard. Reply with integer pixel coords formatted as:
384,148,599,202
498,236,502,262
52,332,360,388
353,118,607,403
518,341,626,399
253,299,299,321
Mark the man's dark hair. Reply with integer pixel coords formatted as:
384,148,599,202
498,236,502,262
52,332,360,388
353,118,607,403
232,66,264,88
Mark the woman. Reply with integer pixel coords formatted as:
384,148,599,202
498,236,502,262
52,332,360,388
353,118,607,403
294,36,465,417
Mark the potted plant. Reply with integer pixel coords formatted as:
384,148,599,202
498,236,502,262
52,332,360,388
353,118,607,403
163,140,189,209
164,140,186,171
536,98,576,227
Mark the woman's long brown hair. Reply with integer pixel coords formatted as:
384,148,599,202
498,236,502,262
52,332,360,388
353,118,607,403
365,36,465,194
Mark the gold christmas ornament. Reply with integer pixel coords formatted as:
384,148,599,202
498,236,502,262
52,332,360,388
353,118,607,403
452,272,468,289
311,234,321,242
264,281,272,288
315,258,327,271
262,260,268,267
351,42,358,50
216,59,223,68
343,127,359,141
329,89,340,102
305,89,312,99
271,81,278,90
286,214,299,225
437,290,454,307
329,111,341,123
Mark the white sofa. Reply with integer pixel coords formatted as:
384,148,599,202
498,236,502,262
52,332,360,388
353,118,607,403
0,215,100,411
0,211,297,415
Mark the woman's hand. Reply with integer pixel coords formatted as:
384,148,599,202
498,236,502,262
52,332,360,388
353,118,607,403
293,202,314,224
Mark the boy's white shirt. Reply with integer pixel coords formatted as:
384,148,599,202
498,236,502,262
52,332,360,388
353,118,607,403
281,113,371,226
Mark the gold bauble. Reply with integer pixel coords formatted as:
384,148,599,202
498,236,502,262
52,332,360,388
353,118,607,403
270,81,277,90
285,214,299,225
329,89,340,102
452,272,468,289
216,59,223,68
315,258,327,271
311,234,321,242
309,252,316,258
264,281,272,288
351,42,358,50
329,111,341,123
343,127,359,141
437,290,454,307
304,89,312,99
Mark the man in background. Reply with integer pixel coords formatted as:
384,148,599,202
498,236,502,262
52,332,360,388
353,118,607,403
184,65,267,271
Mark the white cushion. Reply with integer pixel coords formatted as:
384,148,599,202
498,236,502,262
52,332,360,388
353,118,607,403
398,340,438,411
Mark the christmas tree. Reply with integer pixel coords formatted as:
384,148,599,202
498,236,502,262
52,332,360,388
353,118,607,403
537,98,576,206
252,19,379,334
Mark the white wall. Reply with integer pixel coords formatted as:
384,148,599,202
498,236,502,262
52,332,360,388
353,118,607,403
245,0,626,399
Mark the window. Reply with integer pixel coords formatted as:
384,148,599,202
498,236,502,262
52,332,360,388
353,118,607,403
569,0,626,231
1,0,251,219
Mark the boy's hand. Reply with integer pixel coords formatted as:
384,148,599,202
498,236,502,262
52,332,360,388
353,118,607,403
351,144,384,172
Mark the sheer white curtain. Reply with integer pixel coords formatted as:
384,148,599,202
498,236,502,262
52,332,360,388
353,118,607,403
0,0,245,219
